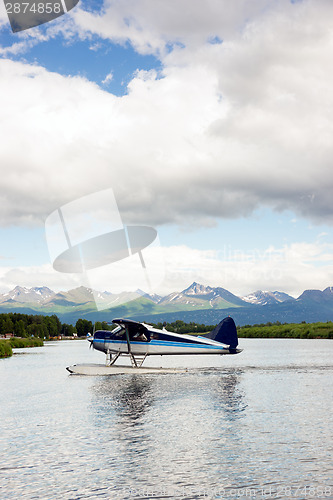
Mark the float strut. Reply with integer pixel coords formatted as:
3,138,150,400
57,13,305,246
105,349,112,366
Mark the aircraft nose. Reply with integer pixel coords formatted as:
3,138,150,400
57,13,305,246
87,333,94,348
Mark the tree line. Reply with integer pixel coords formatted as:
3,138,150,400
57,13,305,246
0,313,110,339
237,320,333,339
1,313,332,339
154,319,333,338
152,320,216,334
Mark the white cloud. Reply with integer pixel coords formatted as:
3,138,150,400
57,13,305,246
1,240,333,297
101,71,113,85
0,0,333,229
0,1,8,25
161,241,333,297
0,39,35,56
72,0,281,56
0,264,84,292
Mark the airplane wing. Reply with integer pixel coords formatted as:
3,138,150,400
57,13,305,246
112,318,150,340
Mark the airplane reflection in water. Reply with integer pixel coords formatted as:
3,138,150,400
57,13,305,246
91,370,246,426
87,366,247,497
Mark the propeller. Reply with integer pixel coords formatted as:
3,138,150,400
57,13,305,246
87,332,94,349
87,322,96,350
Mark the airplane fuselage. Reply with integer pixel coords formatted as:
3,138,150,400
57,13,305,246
92,324,239,356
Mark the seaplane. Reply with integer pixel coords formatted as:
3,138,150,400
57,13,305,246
66,317,242,375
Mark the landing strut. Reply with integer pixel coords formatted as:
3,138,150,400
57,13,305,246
105,351,148,368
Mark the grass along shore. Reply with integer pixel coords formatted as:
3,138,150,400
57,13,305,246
237,321,333,339
158,320,333,339
0,337,44,358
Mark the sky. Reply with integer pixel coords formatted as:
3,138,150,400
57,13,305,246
0,0,333,298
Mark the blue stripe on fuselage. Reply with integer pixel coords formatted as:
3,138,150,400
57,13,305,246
93,338,226,350
149,340,225,350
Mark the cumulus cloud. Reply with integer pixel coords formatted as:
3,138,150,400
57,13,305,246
0,0,333,230
0,1,8,25
73,0,281,55
1,239,333,297
0,263,84,292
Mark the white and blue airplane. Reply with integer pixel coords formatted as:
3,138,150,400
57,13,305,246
87,317,242,368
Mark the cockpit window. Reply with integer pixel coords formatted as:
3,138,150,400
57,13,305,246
132,332,148,342
94,331,106,339
114,327,126,339
96,325,150,342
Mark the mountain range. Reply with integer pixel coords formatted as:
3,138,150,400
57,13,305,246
1,282,333,326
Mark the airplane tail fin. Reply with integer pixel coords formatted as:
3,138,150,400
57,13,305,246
205,316,238,352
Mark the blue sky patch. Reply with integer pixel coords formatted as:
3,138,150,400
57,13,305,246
0,31,161,95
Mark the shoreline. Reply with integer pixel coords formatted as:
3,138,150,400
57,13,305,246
0,337,44,358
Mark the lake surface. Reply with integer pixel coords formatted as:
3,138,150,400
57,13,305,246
0,339,332,500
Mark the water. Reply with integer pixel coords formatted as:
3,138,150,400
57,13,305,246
0,339,332,500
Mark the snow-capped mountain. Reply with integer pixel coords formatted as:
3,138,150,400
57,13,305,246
0,282,296,308
242,290,295,306
1,283,333,327
3,283,333,311
46,286,96,306
158,282,246,308
136,290,162,303
0,286,55,304
182,282,213,295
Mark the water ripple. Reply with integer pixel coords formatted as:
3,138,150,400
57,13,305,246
0,339,332,499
